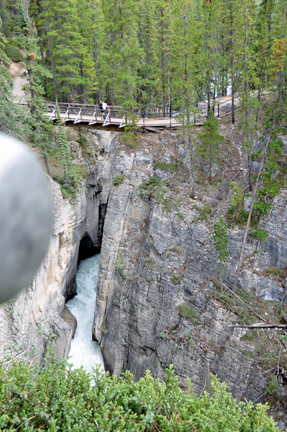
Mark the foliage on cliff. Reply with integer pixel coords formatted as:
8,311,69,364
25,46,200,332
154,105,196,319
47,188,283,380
1,0,286,111
0,350,280,432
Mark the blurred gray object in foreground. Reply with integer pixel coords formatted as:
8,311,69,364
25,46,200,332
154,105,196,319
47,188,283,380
0,134,52,303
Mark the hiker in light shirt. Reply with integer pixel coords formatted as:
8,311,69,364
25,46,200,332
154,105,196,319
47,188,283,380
102,101,107,120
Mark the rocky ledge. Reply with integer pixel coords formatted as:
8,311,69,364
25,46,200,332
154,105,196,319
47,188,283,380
93,127,287,428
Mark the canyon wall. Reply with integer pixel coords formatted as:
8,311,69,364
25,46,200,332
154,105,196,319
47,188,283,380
2,124,287,426
0,129,115,362
93,127,287,424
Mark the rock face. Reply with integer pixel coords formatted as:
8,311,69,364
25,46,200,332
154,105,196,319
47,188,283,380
94,130,287,408
2,125,287,425
0,129,116,362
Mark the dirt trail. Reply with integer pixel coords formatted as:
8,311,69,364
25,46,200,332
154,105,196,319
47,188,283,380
9,61,28,101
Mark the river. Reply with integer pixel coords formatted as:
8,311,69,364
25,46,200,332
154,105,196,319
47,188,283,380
66,254,104,373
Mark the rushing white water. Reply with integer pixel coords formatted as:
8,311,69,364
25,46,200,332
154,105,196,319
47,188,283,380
66,254,104,373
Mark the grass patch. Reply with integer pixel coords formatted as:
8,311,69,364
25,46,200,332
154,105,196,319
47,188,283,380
168,245,183,255
227,206,258,228
113,174,125,186
159,332,170,340
265,266,287,284
154,158,184,173
206,276,287,370
266,375,280,395
242,350,256,359
77,130,93,159
144,257,155,271
194,204,214,222
115,253,125,276
139,177,180,213
177,305,200,325
241,331,259,342
171,272,185,285
215,288,262,325
207,277,267,325
46,148,88,201
139,176,162,198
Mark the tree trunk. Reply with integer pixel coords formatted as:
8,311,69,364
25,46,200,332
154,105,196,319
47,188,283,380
230,0,235,124
232,133,272,292
43,154,52,177
188,134,196,198
248,153,253,192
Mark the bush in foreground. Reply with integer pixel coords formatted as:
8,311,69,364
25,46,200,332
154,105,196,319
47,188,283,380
0,350,279,431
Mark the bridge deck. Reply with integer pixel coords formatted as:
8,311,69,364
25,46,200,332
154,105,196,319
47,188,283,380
36,96,238,130
51,113,183,128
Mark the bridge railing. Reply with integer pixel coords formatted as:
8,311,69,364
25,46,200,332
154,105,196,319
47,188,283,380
43,102,130,124
38,97,240,126
42,102,180,121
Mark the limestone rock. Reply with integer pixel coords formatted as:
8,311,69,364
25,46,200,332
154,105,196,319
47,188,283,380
0,129,114,362
93,130,287,409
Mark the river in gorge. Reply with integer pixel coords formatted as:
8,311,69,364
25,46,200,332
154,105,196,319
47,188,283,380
66,254,104,373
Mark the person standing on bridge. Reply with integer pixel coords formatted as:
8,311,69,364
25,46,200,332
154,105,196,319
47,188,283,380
102,100,107,120
99,100,103,120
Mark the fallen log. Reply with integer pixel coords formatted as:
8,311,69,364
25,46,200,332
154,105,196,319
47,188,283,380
229,323,287,329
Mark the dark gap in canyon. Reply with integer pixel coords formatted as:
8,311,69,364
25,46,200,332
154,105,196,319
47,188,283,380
66,202,108,301
78,232,100,263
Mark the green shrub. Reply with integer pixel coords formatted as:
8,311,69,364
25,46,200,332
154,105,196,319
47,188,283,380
171,272,185,285
194,204,213,222
140,176,162,190
113,174,125,185
0,352,279,431
77,130,93,158
145,257,155,270
249,228,268,242
177,305,200,325
4,44,23,62
266,375,280,395
266,266,286,282
159,331,170,340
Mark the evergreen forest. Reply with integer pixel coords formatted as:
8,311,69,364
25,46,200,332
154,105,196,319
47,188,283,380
0,0,287,111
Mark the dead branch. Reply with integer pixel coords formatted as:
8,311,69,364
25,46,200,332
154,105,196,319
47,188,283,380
275,288,287,314
216,168,243,198
263,367,276,374
253,392,266,404
2,338,31,366
229,324,287,329
278,346,282,376
221,282,266,322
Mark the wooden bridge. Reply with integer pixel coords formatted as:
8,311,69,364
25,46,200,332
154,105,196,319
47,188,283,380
41,96,237,131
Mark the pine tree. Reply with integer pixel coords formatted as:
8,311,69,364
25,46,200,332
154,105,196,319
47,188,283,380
55,103,78,196
171,0,201,198
236,0,258,192
37,0,96,102
223,0,241,123
0,16,30,138
137,0,161,108
196,112,224,183
19,0,53,175
98,0,143,107
200,0,222,114
156,0,171,114
255,0,273,118
0,16,9,66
